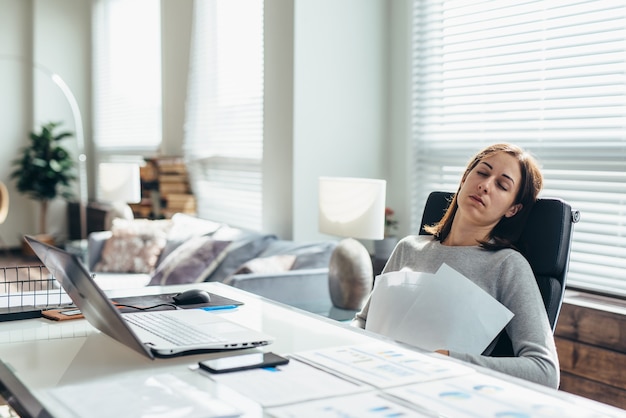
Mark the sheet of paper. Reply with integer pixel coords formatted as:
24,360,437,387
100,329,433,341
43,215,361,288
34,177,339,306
48,372,243,418
293,342,474,389
366,264,514,354
386,372,623,418
266,392,433,418
206,358,369,407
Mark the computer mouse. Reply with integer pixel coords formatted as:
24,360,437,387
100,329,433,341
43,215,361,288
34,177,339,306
172,289,212,305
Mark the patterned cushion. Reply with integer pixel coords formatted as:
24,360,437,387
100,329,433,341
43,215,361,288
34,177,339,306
93,219,172,274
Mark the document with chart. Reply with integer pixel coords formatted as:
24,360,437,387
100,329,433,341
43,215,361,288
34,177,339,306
365,264,514,355
292,342,475,389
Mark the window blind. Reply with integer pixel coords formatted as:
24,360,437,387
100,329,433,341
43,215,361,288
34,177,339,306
411,0,626,296
183,0,264,230
92,0,162,151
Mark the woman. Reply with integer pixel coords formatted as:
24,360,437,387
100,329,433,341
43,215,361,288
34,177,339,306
352,143,559,389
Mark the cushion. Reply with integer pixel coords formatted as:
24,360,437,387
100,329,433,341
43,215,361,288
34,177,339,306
93,219,172,274
157,214,223,264
258,240,337,270
203,226,277,282
233,254,297,275
148,236,232,286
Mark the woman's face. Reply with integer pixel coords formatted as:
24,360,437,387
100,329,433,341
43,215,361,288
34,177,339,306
457,151,523,229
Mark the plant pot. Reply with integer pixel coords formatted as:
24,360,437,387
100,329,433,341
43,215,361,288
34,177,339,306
374,237,398,260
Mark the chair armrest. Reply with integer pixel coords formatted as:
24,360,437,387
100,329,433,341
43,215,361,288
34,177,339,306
87,231,113,271
225,268,331,310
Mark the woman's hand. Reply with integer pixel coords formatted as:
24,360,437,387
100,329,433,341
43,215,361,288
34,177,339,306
435,349,449,356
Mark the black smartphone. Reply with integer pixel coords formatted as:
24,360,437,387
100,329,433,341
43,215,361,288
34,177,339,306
198,352,289,374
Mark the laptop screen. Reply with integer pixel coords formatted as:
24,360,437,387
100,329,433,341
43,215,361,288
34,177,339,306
24,236,154,359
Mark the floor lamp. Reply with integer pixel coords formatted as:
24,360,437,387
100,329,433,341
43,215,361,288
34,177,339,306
319,177,386,310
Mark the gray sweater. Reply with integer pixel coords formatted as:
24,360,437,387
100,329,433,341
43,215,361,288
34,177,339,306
353,235,559,389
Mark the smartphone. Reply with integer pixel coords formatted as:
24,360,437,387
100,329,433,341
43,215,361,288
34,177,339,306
198,352,289,374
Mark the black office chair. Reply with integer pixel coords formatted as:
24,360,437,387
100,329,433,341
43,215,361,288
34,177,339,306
419,191,580,356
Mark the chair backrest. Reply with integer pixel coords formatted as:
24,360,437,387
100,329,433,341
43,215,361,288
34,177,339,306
419,191,580,355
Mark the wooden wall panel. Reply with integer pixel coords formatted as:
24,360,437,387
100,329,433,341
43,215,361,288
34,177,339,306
555,294,626,412
559,372,626,410
556,338,626,389
557,303,626,352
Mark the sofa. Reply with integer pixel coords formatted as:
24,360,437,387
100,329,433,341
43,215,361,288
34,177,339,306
87,213,337,310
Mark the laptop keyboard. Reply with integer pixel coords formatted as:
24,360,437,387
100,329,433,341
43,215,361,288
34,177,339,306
124,312,225,346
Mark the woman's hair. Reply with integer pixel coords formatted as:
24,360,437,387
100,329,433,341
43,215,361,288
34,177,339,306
425,143,543,250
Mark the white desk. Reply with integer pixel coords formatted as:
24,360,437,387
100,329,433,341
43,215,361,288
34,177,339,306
0,282,622,417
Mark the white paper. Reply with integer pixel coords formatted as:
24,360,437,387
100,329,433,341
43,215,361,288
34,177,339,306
49,372,242,418
266,392,432,418
206,358,368,407
366,264,514,354
293,342,474,389
386,373,622,418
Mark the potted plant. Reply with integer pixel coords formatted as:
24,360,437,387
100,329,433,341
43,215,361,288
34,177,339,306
10,121,76,246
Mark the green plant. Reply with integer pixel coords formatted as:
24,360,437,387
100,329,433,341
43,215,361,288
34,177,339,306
10,121,76,235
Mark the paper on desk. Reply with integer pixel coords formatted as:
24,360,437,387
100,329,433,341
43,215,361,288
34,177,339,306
386,372,623,418
206,357,368,407
293,342,474,389
366,264,513,355
267,392,433,418
48,372,242,418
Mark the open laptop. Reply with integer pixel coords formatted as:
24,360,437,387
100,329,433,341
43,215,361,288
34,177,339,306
25,235,274,359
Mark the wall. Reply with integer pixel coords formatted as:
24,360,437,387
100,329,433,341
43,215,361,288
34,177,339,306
0,0,91,246
160,0,193,157
292,0,389,242
262,0,295,239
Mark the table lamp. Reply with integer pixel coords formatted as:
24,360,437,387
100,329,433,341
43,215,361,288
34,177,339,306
318,177,386,310
98,162,142,228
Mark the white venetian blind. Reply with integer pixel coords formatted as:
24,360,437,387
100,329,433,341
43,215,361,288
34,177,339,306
183,0,264,230
411,0,626,296
92,0,162,151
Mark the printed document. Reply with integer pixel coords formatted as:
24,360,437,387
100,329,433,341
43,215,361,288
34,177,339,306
267,392,432,417
366,264,514,354
206,357,368,407
293,342,474,389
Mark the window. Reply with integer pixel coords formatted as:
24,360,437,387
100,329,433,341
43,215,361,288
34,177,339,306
92,0,162,152
184,0,264,230
411,1,626,296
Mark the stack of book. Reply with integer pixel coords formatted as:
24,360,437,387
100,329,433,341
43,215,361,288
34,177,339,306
129,157,197,219
156,157,196,218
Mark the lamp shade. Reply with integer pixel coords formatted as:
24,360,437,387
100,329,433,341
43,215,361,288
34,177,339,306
98,163,141,204
318,177,386,240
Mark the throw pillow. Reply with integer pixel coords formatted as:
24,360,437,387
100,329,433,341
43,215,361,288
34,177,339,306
157,213,224,264
148,236,232,286
93,218,172,274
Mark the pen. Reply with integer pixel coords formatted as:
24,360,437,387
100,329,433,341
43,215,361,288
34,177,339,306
200,305,238,311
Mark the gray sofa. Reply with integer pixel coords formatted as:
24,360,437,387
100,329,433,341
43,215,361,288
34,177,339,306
87,213,337,309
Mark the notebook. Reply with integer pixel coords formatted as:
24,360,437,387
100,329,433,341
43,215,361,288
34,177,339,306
25,235,274,359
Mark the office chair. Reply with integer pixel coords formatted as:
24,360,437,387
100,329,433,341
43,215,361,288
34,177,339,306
419,191,580,356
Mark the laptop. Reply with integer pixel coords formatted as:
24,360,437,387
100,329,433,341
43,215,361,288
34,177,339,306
25,235,274,359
